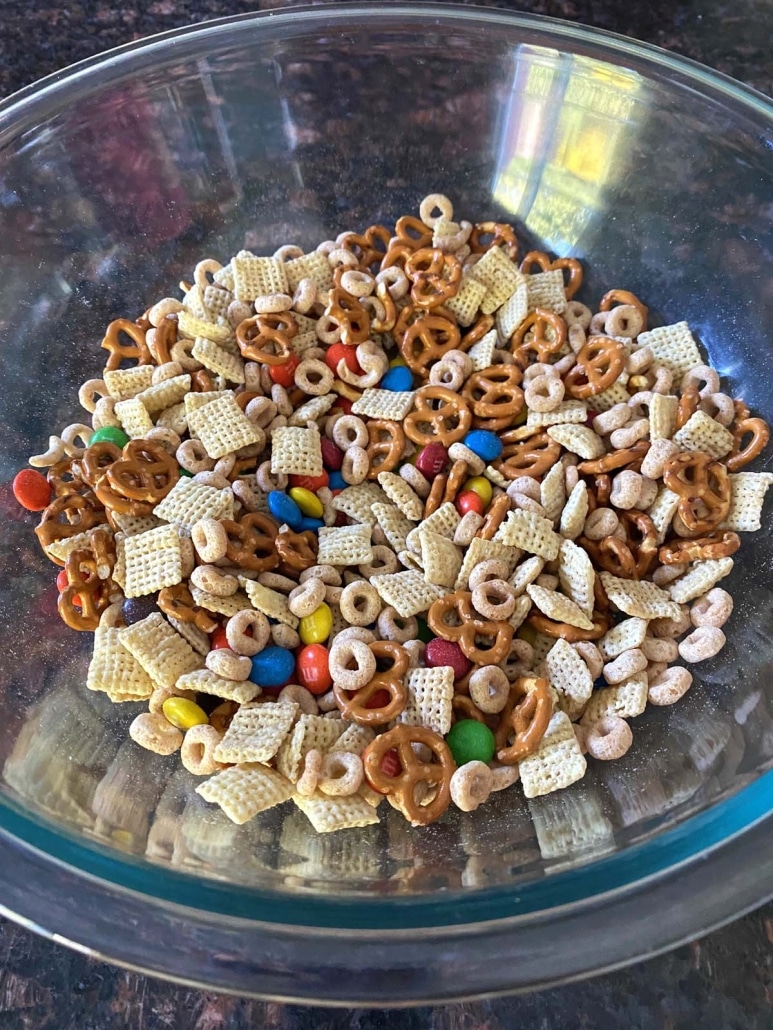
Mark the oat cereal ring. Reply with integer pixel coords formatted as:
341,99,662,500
468,559,510,591
605,304,644,338
340,581,382,627
333,626,376,645
288,577,327,618
610,418,649,450
359,546,400,578
256,460,288,492
341,445,369,485
226,609,271,656
296,749,324,797
584,507,619,540
429,357,466,391
206,647,252,681
469,665,510,714
177,439,214,475
129,712,183,756
450,761,494,812
471,579,516,621
278,684,319,715
190,565,239,597
569,640,603,680
585,716,633,760
524,374,565,413
300,564,342,586
272,623,301,649
181,724,224,776
563,300,592,329
333,414,369,449
30,435,66,468
246,396,278,428
328,638,377,690
295,358,334,396
377,607,418,643
191,518,228,563
318,752,364,796
690,588,733,629
647,667,693,706
419,193,454,228
678,626,726,663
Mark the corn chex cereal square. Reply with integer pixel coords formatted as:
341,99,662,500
559,481,589,539
377,472,423,521
187,392,262,460
548,424,605,460
192,337,245,383
119,613,203,689
589,373,631,412
153,478,232,529
557,539,595,615
290,330,321,359
527,584,594,630
540,462,566,524
370,569,445,618
544,638,593,721
454,536,521,591
352,389,417,421
722,472,773,532
525,270,567,314
87,626,154,701
213,263,234,290
470,247,526,314
398,666,454,735
182,283,209,318
332,482,389,526
329,723,375,756
466,330,498,372
178,310,232,344
44,530,95,565
372,502,413,554
669,557,734,604
649,393,678,441
519,712,587,799
270,425,323,477
284,251,334,293
636,321,703,378
276,714,343,782
293,792,380,833
232,253,288,302
509,592,533,630
495,283,529,341
191,586,252,617
444,275,488,326
495,509,561,560
110,512,163,537
418,529,462,588
581,672,648,725
673,410,734,458
196,764,294,824
317,524,373,566
599,617,648,659
600,573,681,620
136,374,191,415
122,524,182,598
647,487,681,544
202,282,232,321
288,393,336,427
527,400,588,427
114,397,153,438
213,701,298,764
241,578,299,628
177,667,260,704
104,366,154,400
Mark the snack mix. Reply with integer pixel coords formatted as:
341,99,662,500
14,194,771,832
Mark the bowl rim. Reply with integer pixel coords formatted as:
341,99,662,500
0,0,772,1000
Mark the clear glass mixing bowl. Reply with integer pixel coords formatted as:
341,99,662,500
0,3,771,1005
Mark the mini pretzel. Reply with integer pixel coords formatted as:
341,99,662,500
577,439,650,475
362,724,454,826
452,695,487,724
495,675,553,765
619,510,659,578
47,458,86,498
325,287,371,346
366,419,405,478
478,493,511,540
403,385,472,447
236,313,296,365
565,336,626,398
461,366,524,431
442,459,470,505
103,440,179,508
157,582,218,633
423,473,447,518
581,535,638,580
399,315,461,376
79,442,122,489
57,549,112,631
275,528,318,572
519,250,583,299
394,215,433,250
334,640,409,726
405,248,463,310
460,314,495,350
675,385,700,430
427,589,513,665
341,224,392,269
222,512,280,572
663,450,731,534
493,430,562,479
727,415,769,471
468,221,518,260
35,494,106,558
659,531,740,564
599,289,648,328
510,309,567,366
526,609,610,642
100,318,152,371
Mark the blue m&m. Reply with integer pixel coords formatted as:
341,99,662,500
267,490,303,529
249,646,295,688
380,365,413,392
462,429,503,462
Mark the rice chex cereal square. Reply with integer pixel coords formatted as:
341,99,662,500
177,310,232,344
104,366,154,400
495,509,561,560
398,666,454,735
544,638,593,720
649,393,678,441
332,482,389,526
470,247,526,314
317,524,373,566
123,524,182,598
187,392,263,460
672,410,734,458
119,613,203,689
581,672,648,725
527,400,588,427
232,253,289,302
293,793,380,833
352,389,417,421
599,617,648,659
276,715,343,782
87,626,154,701
213,701,298,764
153,478,232,529
270,425,323,477
669,558,734,604
242,579,299,628
600,573,681,620
636,322,703,378
370,570,445,618
114,397,153,438
525,270,566,314
519,712,587,799
526,584,594,630
136,374,191,415
557,538,595,615
177,667,260,704
192,337,245,384
196,764,294,824
495,283,529,340
721,472,773,532
418,529,462,588
372,502,414,554
466,330,498,372
454,536,521,591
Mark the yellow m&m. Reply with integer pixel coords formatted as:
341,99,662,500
462,476,493,507
299,602,334,645
288,487,324,519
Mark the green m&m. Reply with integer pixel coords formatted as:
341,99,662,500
446,719,495,765
90,426,129,448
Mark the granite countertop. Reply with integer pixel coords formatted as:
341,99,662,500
0,1,772,1027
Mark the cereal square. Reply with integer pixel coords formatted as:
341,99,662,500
293,793,380,833
526,584,594,630
721,472,773,532
495,509,561,560
213,701,298,764
123,524,182,598
187,392,263,459
351,389,417,421
270,425,323,477
317,524,373,566
87,626,154,701
444,275,488,326
398,666,454,735
637,322,703,378
153,477,233,529
673,410,734,458
196,764,294,824
370,570,445,618
232,253,289,302
519,712,587,799
495,283,529,340
525,270,567,314
119,613,203,689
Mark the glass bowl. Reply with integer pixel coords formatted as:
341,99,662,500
0,3,772,1005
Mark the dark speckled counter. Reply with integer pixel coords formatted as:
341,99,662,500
0,1,772,1026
